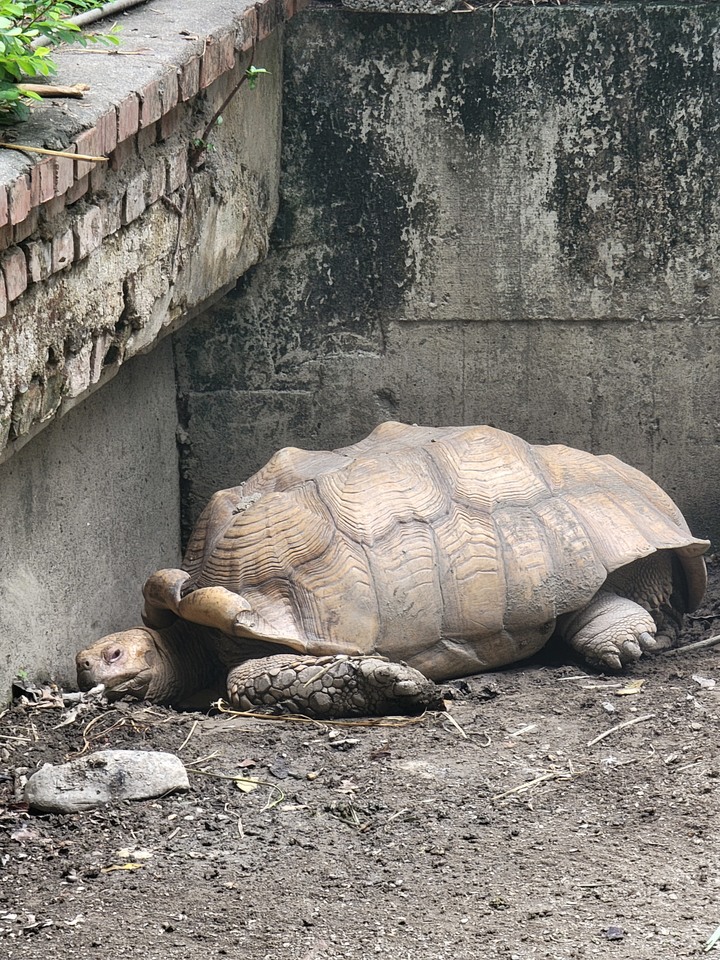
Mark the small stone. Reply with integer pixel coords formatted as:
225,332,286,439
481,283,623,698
24,750,189,813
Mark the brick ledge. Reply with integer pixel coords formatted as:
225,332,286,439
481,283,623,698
0,0,307,310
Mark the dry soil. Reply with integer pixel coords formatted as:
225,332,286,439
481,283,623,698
2,567,720,960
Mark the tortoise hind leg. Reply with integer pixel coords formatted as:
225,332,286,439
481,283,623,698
226,654,441,719
557,591,659,671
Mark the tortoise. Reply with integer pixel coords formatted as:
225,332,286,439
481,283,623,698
76,422,709,718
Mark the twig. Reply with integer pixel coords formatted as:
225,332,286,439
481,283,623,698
0,142,107,162
492,768,573,801
669,634,720,656
17,82,89,98
215,700,431,728
177,720,198,752
189,767,285,808
443,711,468,739
508,723,536,737
170,27,260,277
704,924,720,953
183,750,219,766
587,713,655,747
383,808,411,828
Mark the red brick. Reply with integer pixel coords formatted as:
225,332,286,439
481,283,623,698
122,172,146,224
179,56,200,101
0,185,8,228
55,152,75,196
23,238,52,282
74,127,101,178
9,175,31,225
65,174,89,206
12,208,38,244
73,205,103,260
240,9,258,51
52,228,74,272
0,224,12,253
2,245,27,301
159,105,181,142
160,68,179,114
42,195,66,220
110,136,136,172
96,110,117,156
30,158,55,205
137,122,157,153
256,0,279,43
117,93,140,141
98,195,122,237
166,146,188,193
90,162,108,194
200,33,236,89
140,78,162,128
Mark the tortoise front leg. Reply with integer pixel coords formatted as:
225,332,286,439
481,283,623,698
226,654,441,719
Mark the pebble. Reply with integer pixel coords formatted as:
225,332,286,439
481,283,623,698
24,750,189,813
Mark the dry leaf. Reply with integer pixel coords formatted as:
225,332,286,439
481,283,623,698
234,777,259,793
615,679,645,696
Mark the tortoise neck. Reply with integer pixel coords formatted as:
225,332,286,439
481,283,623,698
149,621,224,703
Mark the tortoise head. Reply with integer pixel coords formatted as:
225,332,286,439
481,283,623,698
76,628,173,702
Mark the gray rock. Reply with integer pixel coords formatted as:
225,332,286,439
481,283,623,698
24,750,189,813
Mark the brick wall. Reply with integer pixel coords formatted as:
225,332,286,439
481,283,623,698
0,0,305,462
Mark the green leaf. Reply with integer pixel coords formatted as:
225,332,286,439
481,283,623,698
0,0,122,119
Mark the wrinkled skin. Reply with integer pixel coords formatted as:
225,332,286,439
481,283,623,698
77,629,162,699
76,623,223,705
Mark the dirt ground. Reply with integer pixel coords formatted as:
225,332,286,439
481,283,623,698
3,567,720,960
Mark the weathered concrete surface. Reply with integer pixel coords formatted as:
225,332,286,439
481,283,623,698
0,341,179,697
175,5,720,544
0,16,284,462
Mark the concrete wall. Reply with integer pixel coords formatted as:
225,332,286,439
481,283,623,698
0,3,293,699
176,4,720,545
0,340,179,690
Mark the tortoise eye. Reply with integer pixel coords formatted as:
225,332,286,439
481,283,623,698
104,647,123,664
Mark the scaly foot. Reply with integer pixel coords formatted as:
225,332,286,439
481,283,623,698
226,654,441,718
557,591,658,671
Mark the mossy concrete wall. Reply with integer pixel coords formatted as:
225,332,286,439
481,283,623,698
176,4,720,545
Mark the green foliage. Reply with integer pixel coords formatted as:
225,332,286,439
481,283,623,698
245,65,267,90
0,1,120,122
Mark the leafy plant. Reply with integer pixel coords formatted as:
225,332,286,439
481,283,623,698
244,65,267,90
0,1,120,122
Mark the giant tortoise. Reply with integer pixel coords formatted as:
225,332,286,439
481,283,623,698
77,422,709,718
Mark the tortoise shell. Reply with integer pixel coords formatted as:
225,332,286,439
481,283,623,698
141,422,708,681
